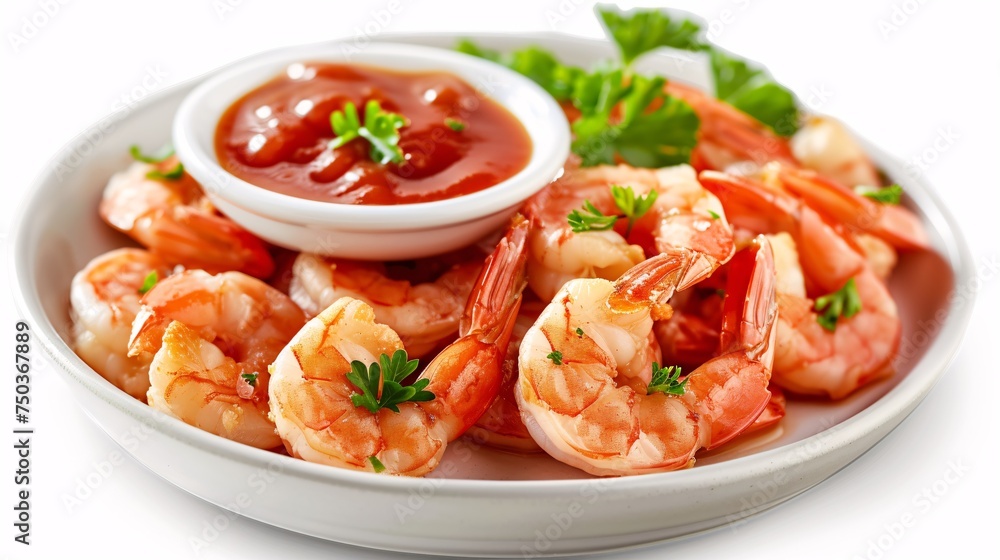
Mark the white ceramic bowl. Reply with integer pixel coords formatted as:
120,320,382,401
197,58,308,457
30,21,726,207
12,33,975,557
173,42,570,260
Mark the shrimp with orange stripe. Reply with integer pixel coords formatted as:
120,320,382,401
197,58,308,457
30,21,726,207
516,235,777,475
267,217,529,475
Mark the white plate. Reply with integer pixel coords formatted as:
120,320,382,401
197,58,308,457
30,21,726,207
10,33,974,557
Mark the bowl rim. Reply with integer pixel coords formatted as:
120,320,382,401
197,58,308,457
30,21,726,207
172,41,570,231
10,32,976,500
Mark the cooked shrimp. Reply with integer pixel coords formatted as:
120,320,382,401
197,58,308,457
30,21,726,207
524,164,734,302
855,233,898,282
774,165,929,251
665,82,798,174
289,253,481,358
667,89,929,251
516,236,777,476
655,275,726,372
790,115,880,188
268,217,528,476
786,118,928,251
128,270,306,448
466,297,546,453
100,160,274,278
700,171,902,398
748,162,909,273
749,386,786,433
654,266,785,434
70,248,171,401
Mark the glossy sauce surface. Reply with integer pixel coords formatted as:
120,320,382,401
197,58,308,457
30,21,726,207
216,62,533,205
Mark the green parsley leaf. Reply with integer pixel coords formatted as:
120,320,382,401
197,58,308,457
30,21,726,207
368,456,386,473
146,162,184,181
647,362,688,396
856,184,903,205
567,200,619,233
814,278,863,332
445,118,465,132
567,185,659,235
707,210,721,220
610,184,658,236
570,67,626,117
240,372,258,387
138,271,159,295
506,46,573,99
130,144,175,164
459,41,584,102
575,327,585,337
710,49,799,137
132,145,184,181
456,39,502,62
572,73,700,167
329,100,407,165
547,351,564,365
457,41,699,167
346,349,433,414
597,5,707,66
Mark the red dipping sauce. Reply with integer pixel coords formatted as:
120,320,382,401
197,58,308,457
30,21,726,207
215,62,533,205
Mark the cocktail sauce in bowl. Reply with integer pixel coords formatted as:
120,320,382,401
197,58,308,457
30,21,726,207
174,42,569,260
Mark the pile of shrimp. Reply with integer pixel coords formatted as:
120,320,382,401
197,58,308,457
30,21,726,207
70,93,930,478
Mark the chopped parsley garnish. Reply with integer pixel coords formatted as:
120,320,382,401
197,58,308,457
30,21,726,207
707,210,721,220
457,43,699,167
571,71,699,167
346,349,434,414
599,6,798,136
129,145,174,164
856,184,903,205
456,41,582,101
240,373,258,387
611,184,658,236
455,39,501,61
547,351,564,365
567,184,657,235
709,49,799,137
458,6,802,161
146,162,185,181
575,327,585,337
131,145,184,181
329,100,407,165
444,118,465,132
597,5,707,66
647,363,688,396
814,278,863,332
137,271,159,295
568,200,619,233
368,456,386,473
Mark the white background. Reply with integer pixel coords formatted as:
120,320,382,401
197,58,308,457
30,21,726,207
1,0,998,558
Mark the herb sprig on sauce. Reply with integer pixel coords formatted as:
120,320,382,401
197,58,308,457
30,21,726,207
329,100,408,165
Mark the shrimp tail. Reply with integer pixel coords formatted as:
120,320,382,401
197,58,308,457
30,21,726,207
608,244,720,316
460,214,530,340
777,167,930,251
423,215,529,439
699,170,867,288
746,385,786,433
666,81,798,169
690,235,777,449
156,207,276,278
127,306,165,357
